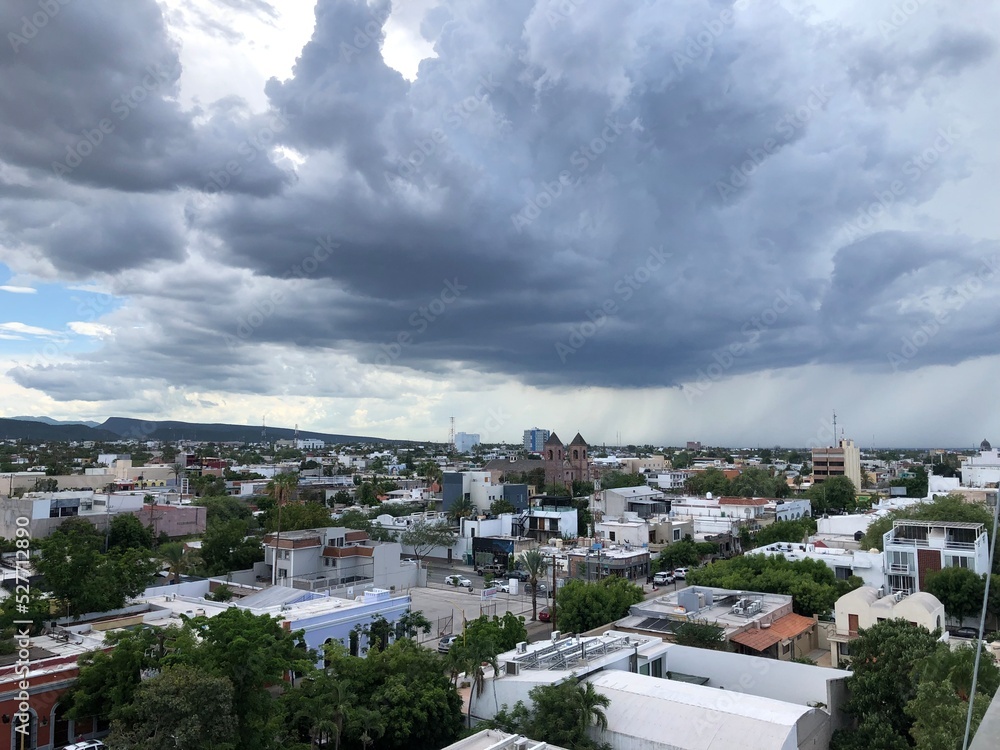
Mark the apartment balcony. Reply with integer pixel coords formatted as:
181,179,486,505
889,563,913,573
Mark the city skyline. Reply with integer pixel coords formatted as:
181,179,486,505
1,0,998,448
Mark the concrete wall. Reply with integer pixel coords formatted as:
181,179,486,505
662,645,851,716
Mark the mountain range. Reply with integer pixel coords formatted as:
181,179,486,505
0,416,392,444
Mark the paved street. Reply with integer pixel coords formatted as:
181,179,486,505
408,562,673,647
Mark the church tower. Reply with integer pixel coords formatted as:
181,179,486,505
568,433,589,484
543,432,564,486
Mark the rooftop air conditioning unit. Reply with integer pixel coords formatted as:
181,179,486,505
516,641,528,654
551,631,561,641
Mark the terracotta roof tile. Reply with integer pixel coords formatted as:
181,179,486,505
728,613,815,652
717,496,770,506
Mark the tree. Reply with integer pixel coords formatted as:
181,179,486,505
462,612,528,655
685,468,730,496
313,638,463,750
751,518,816,549
836,620,941,746
890,465,929,499
332,489,352,506
808,475,857,513
447,495,476,523
923,567,985,624
674,621,727,650
399,520,457,569
905,645,1000,749
555,578,644,633
490,498,515,515
519,549,549,621
182,608,313,750
108,665,237,750
600,471,647,490
488,677,611,750
158,541,201,584
687,554,859,616
730,467,781,498
35,517,158,616
65,625,195,724
264,501,332,533
671,451,692,469
197,495,253,526
200,518,263,575
107,513,154,553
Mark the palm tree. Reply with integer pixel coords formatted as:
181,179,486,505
447,495,476,523
519,549,549,621
268,471,299,585
158,541,200,584
572,679,610,739
170,462,186,491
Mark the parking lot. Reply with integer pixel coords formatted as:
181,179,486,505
408,564,554,645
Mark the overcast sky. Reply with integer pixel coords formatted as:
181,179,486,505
0,0,997,448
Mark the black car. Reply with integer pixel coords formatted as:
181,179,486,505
951,627,980,640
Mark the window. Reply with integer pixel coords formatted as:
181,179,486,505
639,662,650,675
277,568,287,578
651,658,663,678
609,531,616,542
673,529,682,541
946,555,971,569
888,550,913,571
782,643,791,654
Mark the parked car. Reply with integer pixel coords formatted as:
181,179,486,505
63,742,106,750
673,568,689,580
950,627,980,640
510,569,531,582
476,563,506,576
491,582,511,593
653,571,675,585
525,582,548,595
445,574,472,587
438,634,460,653
538,607,551,622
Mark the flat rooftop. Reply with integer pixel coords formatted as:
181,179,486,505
620,586,792,635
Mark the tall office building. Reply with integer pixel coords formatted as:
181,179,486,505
454,432,481,453
812,438,862,489
523,428,550,452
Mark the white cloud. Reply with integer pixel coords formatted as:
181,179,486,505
0,285,36,294
0,322,61,337
67,321,115,338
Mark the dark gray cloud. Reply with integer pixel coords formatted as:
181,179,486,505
2,0,998,410
0,0,292,194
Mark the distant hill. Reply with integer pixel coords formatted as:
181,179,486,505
10,415,102,428
0,418,119,441
98,417,391,444
0,416,394,445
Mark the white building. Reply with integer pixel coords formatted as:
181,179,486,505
454,432,481,453
648,470,696,491
828,586,946,667
262,526,421,592
883,519,991,594
960,439,1000,488
592,486,669,519
469,630,851,750
296,438,326,450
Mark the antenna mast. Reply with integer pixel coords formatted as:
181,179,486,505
832,410,837,446
449,416,455,448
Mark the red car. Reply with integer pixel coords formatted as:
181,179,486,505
538,607,551,622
